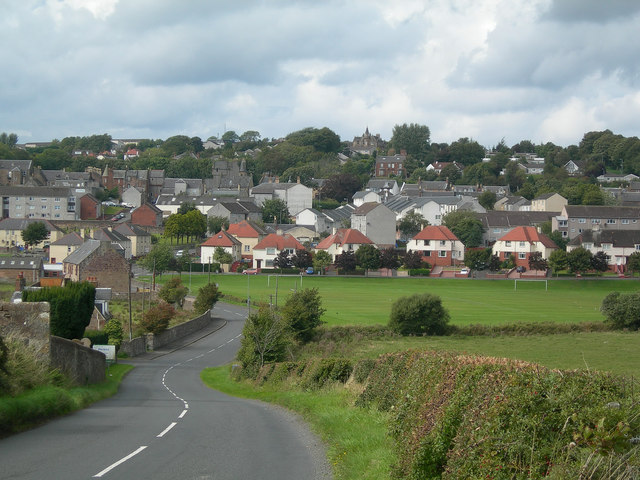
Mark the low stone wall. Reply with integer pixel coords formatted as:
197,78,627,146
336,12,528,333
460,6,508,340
120,335,146,357
50,335,106,385
148,310,212,351
0,302,50,360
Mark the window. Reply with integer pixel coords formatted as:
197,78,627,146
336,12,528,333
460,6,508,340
266,248,276,255
440,240,446,246
607,219,616,224
41,205,46,210
493,228,501,233
562,231,568,237
423,240,430,246
583,243,592,249
519,252,526,259
558,220,567,227
435,215,441,220
439,250,447,257
244,245,250,252
504,252,510,259
602,244,611,250
591,219,600,224
579,218,586,223
519,241,525,247
423,250,431,256
265,260,274,267
54,206,60,210
635,244,640,251
622,219,630,224
505,241,512,247
54,197,60,202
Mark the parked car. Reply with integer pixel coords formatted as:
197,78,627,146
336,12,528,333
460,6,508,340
305,267,314,275
243,268,260,275
460,268,470,275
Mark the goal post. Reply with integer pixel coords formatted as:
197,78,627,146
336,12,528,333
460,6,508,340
514,278,548,291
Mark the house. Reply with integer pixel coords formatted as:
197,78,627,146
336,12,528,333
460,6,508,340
531,193,567,212
252,234,305,269
351,202,396,247
375,154,405,178
406,225,464,266
79,193,102,220
351,127,385,155
597,173,640,184
492,226,557,268
0,186,80,220
494,196,531,212
207,200,262,224
365,179,399,197
123,148,140,160
400,180,449,196
478,211,557,246
563,160,585,176
266,224,317,245
352,190,381,207
209,159,253,192
130,202,163,227
452,185,478,194
552,205,640,240
62,239,129,293
482,185,510,197
295,204,356,234
161,178,204,196
227,220,268,260
0,255,44,284
200,230,243,268
567,230,640,274
113,223,152,257
314,228,374,261
102,167,150,199
49,231,84,264
36,169,101,191
122,186,144,208
0,217,64,250
517,162,544,175
250,180,312,216
426,161,463,176
154,194,218,217
0,160,32,186
91,227,131,259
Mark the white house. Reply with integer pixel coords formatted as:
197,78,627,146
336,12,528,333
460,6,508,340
252,233,305,269
250,181,312,216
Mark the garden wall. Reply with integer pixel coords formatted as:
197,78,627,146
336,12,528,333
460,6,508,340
50,336,106,385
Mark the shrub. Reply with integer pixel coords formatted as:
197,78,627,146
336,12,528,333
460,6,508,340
601,291,640,330
353,358,376,384
22,281,96,339
388,293,450,336
83,329,108,346
302,358,352,389
280,288,326,343
140,302,174,334
103,318,124,350
193,283,221,315
408,268,430,276
158,277,188,307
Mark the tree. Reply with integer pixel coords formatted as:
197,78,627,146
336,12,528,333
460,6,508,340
312,250,332,275
398,211,428,241
262,198,291,224
286,127,341,153
528,251,548,271
388,293,450,336
335,250,356,273
280,288,326,342
291,249,313,270
380,247,400,270
464,248,491,270
403,250,424,269
601,292,640,330
390,123,430,158
140,302,174,334
626,251,640,276
22,281,96,340
274,250,291,270
320,173,363,202
237,308,291,373
591,251,609,273
567,247,592,274
355,244,381,273
158,277,188,307
548,249,568,275
448,137,485,165
193,283,221,315
442,210,484,248
478,191,497,210
207,216,229,234
487,253,502,272
21,222,49,249
138,243,173,278
104,318,124,351
213,247,233,266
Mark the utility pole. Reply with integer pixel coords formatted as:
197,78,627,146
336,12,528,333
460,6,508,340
128,261,133,340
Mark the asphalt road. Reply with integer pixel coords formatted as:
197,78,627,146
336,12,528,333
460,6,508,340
0,303,331,480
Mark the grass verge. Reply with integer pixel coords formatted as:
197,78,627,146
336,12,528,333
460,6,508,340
201,366,394,480
0,363,133,437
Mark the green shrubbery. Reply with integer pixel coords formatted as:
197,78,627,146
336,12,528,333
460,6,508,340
22,281,96,339
388,293,450,335
193,283,221,315
408,268,430,277
158,277,188,308
601,292,640,330
83,329,108,346
140,302,174,334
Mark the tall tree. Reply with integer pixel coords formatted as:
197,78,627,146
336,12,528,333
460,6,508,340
312,250,332,275
380,247,400,269
261,198,291,224
21,222,50,249
567,247,592,274
398,211,428,241
355,244,381,273
320,173,362,202
442,210,484,248
335,250,356,272
291,249,313,270
390,123,430,158
280,288,326,342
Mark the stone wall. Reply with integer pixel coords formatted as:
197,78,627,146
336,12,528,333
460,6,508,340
0,301,50,360
50,335,106,385
120,335,146,357
148,309,213,351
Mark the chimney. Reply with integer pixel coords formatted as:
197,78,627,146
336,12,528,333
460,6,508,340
297,176,300,184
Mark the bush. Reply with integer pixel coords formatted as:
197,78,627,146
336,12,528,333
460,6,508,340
140,302,174,334
280,288,326,343
158,277,188,307
388,293,450,336
408,268,430,276
103,318,124,350
302,358,353,389
353,358,376,384
193,283,221,315
601,291,640,330
22,281,96,339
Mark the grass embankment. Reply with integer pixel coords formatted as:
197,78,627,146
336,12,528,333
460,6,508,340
0,363,133,437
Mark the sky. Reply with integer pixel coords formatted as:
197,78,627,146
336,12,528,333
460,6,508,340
2,0,640,149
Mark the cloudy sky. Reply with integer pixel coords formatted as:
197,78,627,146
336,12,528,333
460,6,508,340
2,0,640,148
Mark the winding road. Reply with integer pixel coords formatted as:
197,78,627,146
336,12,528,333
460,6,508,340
0,303,331,479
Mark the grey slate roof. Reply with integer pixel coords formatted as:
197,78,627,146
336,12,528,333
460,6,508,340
0,256,43,270
564,205,640,218
478,211,556,229
569,229,640,247
0,185,72,197
50,231,84,246
62,239,101,265
0,217,60,233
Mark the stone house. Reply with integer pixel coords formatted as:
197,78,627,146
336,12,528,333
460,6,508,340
531,193,567,212
0,255,44,284
122,186,144,208
62,240,129,293
207,200,262,224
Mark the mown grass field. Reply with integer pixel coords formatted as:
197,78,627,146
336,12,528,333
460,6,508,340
158,273,640,327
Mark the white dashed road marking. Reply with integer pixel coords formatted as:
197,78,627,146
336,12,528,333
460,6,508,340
93,446,147,477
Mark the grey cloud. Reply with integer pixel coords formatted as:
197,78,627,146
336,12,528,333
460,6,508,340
542,0,640,23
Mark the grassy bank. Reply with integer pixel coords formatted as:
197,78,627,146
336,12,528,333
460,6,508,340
0,363,133,437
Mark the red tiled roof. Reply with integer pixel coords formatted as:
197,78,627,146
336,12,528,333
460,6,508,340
498,226,557,248
201,230,241,247
413,225,459,242
227,220,262,238
254,233,304,251
316,228,374,249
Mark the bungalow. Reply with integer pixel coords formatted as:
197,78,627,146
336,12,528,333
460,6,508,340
406,225,464,267
492,226,557,268
314,228,374,261
252,234,305,269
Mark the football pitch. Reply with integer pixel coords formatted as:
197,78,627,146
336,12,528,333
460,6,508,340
174,274,640,327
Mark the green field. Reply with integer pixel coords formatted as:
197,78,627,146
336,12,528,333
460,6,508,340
162,273,640,326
